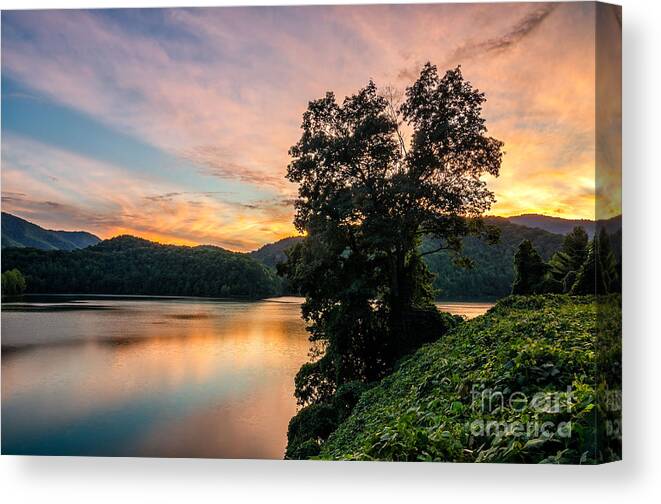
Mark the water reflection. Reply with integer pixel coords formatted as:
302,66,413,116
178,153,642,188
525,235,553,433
2,298,309,458
1,296,492,458
435,301,495,320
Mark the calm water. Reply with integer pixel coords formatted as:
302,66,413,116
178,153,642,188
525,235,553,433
1,295,492,458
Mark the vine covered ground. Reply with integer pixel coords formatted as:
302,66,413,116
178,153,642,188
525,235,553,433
320,295,621,464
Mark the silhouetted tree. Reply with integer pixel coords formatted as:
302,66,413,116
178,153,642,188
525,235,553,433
281,63,503,457
512,240,548,295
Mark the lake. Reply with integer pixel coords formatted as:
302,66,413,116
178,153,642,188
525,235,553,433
1,295,493,458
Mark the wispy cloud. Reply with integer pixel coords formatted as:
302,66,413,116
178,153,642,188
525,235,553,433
447,3,558,65
183,146,287,189
1,191,27,204
143,191,231,203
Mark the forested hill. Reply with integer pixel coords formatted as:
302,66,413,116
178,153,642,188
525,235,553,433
1,212,101,250
2,235,280,299
249,236,303,269
250,218,565,300
423,217,564,299
2,216,587,300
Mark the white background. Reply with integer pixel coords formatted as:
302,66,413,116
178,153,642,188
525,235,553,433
1,0,659,502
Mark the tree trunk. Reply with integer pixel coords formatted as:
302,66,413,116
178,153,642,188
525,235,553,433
389,249,412,356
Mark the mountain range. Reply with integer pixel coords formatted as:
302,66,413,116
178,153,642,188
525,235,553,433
247,214,622,299
507,213,622,238
1,211,620,253
1,212,101,251
1,211,622,300
247,217,567,299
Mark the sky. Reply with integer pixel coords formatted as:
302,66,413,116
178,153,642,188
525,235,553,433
1,2,621,251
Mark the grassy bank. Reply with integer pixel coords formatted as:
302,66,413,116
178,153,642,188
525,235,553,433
319,295,621,463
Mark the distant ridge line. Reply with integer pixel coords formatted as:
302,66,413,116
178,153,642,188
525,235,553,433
1,212,101,251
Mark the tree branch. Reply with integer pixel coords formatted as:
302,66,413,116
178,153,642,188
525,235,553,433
419,244,453,256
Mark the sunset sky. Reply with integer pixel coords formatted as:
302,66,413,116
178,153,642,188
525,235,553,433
1,3,621,251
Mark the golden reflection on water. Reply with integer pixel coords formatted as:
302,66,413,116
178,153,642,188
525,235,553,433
2,298,310,458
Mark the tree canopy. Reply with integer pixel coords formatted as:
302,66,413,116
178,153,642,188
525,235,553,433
1,268,27,296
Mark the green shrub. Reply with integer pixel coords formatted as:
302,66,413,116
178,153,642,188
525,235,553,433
285,402,339,460
285,381,371,459
1,268,27,296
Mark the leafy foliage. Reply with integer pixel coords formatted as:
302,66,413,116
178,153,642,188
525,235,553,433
255,219,565,300
1,268,27,296
285,63,502,388
319,295,621,464
1,235,280,299
260,225,566,302
285,381,370,459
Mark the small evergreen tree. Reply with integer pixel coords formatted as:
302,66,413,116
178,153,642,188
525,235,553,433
562,226,589,269
548,226,589,291
512,240,548,295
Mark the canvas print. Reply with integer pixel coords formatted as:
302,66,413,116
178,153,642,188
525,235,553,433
1,2,621,463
